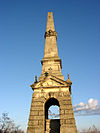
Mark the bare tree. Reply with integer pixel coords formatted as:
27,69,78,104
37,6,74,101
0,113,24,133
81,125,100,133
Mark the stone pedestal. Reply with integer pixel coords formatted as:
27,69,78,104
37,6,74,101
27,88,77,133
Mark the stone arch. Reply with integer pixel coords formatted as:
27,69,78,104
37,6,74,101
45,97,60,119
44,97,60,133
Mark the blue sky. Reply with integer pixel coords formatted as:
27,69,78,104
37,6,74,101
0,0,100,132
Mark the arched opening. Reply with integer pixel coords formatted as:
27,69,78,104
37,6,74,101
48,105,60,119
45,98,60,133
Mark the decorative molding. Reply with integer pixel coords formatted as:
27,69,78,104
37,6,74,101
44,30,57,39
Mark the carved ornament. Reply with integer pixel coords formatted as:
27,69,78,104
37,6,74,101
44,30,57,39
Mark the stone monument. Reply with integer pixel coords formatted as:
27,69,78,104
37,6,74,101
27,12,77,133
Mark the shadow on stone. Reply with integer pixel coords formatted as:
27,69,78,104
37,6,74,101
50,119,60,133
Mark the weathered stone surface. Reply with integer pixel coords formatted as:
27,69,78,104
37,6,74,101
28,120,38,126
31,106,43,110
39,111,43,116
27,12,77,133
30,111,39,116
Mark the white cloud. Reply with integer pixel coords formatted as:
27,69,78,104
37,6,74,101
48,98,100,118
74,98,100,116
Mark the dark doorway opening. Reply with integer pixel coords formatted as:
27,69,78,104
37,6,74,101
45,98,60,133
